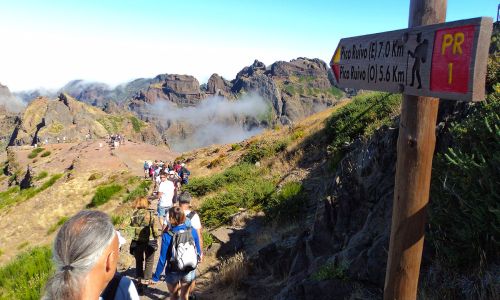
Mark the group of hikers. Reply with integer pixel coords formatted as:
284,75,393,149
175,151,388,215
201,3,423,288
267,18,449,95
110,134,126,149
43,160,202,300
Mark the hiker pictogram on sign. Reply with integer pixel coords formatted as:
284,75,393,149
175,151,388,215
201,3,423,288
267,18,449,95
407,33,429,89
330,17,492,101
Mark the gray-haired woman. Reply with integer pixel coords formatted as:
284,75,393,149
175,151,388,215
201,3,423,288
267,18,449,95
43,210,139,300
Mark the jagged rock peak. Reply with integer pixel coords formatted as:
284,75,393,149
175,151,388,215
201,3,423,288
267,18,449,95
58,93,70,107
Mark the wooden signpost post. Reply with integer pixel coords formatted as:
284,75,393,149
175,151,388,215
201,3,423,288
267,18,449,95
329,0,492,299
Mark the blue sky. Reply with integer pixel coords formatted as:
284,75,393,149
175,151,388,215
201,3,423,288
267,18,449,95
0,0,496,91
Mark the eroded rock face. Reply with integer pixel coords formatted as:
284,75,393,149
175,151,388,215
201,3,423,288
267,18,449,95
206,73,232,98
8,94,165,146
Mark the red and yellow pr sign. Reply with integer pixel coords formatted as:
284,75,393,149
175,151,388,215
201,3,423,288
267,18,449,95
430,25,475,94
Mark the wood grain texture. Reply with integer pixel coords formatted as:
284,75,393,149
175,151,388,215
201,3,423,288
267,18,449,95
383,0,445,299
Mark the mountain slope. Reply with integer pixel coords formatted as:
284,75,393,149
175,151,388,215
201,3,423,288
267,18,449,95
8,93,166,147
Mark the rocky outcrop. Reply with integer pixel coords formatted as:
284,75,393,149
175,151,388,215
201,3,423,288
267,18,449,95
8,94,165,146
231,58,341,124
206,74,232,98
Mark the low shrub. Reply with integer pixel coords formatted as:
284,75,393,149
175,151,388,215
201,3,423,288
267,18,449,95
27,148,45,159
265,181,303,223
230,144,242,151
185,163,257,197
111,214,126,226
87,184,123,207
40,151,51,157
88,172,103,181
202,231,214,250
0,246,53,299
311,259,349,281
240,139,290,164
125,180,151,202
429,93,500,271
208,155,225,169
199,175,275,228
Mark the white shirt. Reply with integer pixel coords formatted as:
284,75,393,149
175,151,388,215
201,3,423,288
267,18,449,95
183,209,202,230
158,180,175,207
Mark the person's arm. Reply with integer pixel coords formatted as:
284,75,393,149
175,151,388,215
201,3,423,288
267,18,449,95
191,214,204,261
196,228,204,262
152,233,170,282
191,228,201,257
151,212,160,239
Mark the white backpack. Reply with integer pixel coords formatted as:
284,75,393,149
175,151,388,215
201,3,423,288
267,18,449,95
167,229,198,272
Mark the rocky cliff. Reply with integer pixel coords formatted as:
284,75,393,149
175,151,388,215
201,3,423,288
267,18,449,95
0,84,22,151
8,93,166,146
11,57,343,151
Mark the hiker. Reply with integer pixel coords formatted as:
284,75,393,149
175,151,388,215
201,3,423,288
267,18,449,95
178,192,204,262
151,207,201,300
143,161,150,179
179,163,191,185
43,210,139,300
168,170,181,205
129,197,160,294
174,161,182,173
158,171,175,229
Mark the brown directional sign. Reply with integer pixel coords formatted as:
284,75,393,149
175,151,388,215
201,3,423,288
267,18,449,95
330,17,493,101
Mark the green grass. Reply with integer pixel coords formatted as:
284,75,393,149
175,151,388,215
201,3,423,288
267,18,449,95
240,138,290,164
27,148,45,159
0,174,62,210
184,163,258,197
40,151,51,158
129,116,143,133
125,180,151,202
111,214,126,226
202,231,214,250
325,92,401,168
0,246,54,300
0,249,3,257
188,163,305,228
230,144,242,151
46,216,69,235
97,116,125,134
429,92,500,272
264,181,303,223
87,184,123,207
311,260,349,281
34,171,48,181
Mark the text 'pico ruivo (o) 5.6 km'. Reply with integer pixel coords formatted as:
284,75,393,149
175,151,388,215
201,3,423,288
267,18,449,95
330,17,493,101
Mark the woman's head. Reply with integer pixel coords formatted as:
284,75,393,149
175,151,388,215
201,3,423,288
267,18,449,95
132,197,149,209
168,206,186,226
43,210,117,300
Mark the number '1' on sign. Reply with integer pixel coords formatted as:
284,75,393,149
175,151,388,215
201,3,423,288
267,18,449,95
330,17,492,102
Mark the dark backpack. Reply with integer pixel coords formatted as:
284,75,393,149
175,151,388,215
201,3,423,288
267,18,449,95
167,228,198,272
